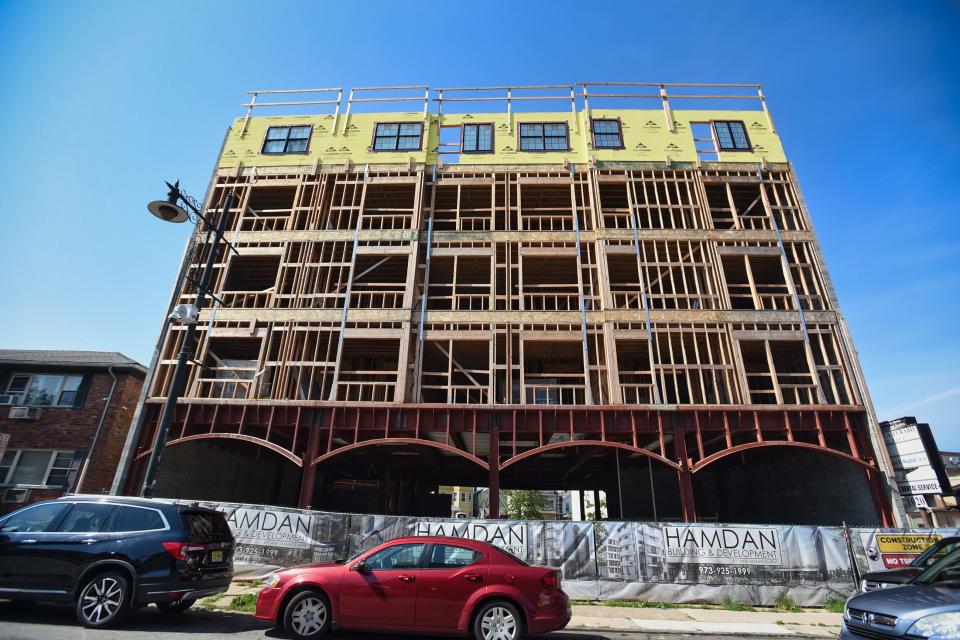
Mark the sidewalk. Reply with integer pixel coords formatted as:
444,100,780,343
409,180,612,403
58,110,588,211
208,583,844,637
569,604,843,637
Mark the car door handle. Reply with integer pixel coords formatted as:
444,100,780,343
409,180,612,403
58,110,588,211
82,538,97,544
397,574,416,583
21,539,37,544
464,574,482,583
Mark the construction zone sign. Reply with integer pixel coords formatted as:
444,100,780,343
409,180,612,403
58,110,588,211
858,531,942,570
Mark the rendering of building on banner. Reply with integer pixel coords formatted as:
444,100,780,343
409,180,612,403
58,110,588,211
114,82,901,526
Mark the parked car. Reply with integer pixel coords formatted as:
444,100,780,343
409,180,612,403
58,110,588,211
861,536,960,592
255,535,571,640
841,546,960,639
0,495,234,628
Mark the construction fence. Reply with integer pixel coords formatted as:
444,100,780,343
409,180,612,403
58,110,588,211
208,501,954,606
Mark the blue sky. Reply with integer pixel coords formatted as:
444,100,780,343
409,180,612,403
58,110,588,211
0,1,957,447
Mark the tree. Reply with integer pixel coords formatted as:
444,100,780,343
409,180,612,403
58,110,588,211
505,490,549,520
585,498,607,521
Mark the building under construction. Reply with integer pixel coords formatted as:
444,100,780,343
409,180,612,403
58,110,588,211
115,83,899,526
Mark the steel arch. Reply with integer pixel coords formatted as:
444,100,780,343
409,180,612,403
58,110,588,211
311,437,490,470
133,432,303,466
501,439,681,471
691,440,877,474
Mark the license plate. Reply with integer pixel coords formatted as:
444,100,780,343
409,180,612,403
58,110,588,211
211,550,223,563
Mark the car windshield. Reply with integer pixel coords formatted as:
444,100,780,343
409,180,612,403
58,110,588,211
912,547,960,587
911,539,960,568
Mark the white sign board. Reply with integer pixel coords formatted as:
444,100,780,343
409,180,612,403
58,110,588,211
663,525,782,566
882,418,944,496
414,521,527,557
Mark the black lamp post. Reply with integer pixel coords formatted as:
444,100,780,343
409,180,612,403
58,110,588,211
140,182,234,498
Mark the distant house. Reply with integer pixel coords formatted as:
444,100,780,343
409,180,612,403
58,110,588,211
927,451,960,527
0,350,145,512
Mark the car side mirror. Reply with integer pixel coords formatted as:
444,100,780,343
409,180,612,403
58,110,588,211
353,561,371,574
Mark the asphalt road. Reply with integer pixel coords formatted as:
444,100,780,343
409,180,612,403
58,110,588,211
0,601,792,640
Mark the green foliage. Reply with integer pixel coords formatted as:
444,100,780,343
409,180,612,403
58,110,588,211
227,593,258,612
774,591,802,613
823,598,846,614
722,597,755,612
505,490,549,520
597,599,676,609
585,498,607,521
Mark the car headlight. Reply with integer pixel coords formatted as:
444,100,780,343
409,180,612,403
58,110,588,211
907,612,960,638
266,573,282,589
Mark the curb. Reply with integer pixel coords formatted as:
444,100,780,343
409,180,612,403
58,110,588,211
568,628,831,638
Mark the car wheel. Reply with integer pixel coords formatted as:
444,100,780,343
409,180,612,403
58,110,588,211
76,571,130,628
157,597,196,613
283,589,331,639
474,600,523,640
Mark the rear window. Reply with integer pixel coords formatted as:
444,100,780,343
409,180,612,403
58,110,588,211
181,510,232,540
427,544,482,569
114,506,165,532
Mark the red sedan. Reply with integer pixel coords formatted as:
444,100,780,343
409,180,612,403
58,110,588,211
255,535,571,640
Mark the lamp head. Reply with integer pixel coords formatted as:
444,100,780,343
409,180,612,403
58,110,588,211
147,180,189,223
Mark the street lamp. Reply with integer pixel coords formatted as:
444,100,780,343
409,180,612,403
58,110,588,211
139,181,234,498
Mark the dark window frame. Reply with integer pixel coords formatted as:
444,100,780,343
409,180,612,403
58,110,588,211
260,125,313,155
112,505,169,533
0,449,80,488
423,543,484,570
2,372,85,407
370,122,425,153
712,120,752,152
590,118,625,150
460,123,495,154
518,122,571,152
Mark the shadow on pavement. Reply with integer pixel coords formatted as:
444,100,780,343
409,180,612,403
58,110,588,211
0,601,622,639
0,600,272,633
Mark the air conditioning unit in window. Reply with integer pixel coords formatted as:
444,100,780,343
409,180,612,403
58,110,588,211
8,406,42,420
3,488,30,503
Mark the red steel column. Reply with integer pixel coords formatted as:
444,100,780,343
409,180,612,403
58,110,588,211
489,416,500,519
298,414,323,509
123,456,146,496
672,412,697,523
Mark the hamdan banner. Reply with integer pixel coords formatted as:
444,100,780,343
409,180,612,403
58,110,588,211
203,501,960,605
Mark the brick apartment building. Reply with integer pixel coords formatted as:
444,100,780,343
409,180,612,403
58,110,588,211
0,350,145,512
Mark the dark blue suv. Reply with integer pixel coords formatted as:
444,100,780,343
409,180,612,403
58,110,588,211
0,496,233,628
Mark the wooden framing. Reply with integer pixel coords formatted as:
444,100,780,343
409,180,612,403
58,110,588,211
133,160,892,524
149,163,864,412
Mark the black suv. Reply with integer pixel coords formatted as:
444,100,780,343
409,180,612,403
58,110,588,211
0,495,234,628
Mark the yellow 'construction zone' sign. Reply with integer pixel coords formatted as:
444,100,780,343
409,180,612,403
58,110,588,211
876,534,941,554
